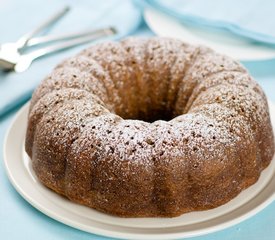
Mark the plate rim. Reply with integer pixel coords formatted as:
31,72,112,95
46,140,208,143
3,101,275,240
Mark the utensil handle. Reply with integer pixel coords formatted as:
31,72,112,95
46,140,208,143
26,27,116,60
27,27,117,47
16,6,70,49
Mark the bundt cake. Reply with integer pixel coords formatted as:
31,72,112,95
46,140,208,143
25,37,275,217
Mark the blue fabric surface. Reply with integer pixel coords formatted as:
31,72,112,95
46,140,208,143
141,0,275,44
0,0,142,118
1,1,275,240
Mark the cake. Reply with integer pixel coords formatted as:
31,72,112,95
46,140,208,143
25,37,275,217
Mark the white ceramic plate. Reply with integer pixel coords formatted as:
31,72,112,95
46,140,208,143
144,8,275,61
3,102,275,240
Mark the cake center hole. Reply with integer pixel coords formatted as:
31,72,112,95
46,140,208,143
114,93,181,123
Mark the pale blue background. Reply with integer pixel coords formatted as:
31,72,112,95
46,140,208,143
1,1,275,240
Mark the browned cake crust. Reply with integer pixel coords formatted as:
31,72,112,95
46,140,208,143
25,37,275,217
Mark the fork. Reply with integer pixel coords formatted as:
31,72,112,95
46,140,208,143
0,6,117,73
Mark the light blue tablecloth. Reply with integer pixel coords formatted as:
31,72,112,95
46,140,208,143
1,1,275,240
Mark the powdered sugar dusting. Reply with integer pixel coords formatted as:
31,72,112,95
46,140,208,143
26,37,275,217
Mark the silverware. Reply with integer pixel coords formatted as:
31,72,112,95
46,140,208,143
13,27,116,73
0,6,117,73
